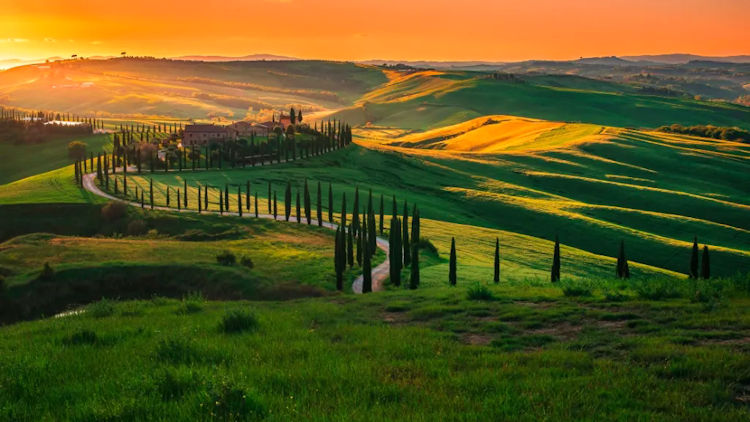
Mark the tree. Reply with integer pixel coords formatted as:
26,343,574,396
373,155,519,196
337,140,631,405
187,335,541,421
198,186,202,213
362,236,372,293
267,182,272,214
254,192,259,217
616,240,630,279
204,185,208,211
304,179,311,224
402,201,410,266
284,181,292,221
166,187,170,207
449,237,457,286
273,191,278,219
328,183,334,223
352,186,360,237
347,225,354,267
316,181,323,226
297,109,303,124
184,180,188,208
701,245,711,279
409,244,419,289
551,235,561,282
68,141,87,161
290,107,296,125
356,221,363,267
149,178,154,209
334,226,344,291
237,186,243,217
224,184,229,212
340,192,347,228
296,190,301,223
246,181,251,211
689,236,699,278
389,217,402,286
493,238,500,283
176,189,181,210
219,190,224,214
411,205,420,248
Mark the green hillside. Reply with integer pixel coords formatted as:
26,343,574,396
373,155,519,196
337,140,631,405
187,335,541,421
334,71,750,130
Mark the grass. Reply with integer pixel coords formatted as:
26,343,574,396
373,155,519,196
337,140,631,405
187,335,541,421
0,283,748,420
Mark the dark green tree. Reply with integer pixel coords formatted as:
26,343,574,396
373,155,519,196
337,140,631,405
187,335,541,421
411,205,420,248
379,194,384,235
616,240,630,279
356,221,363,267
246,180,251,211
184,180,188,208
166,187,171,207
284,181,292,221
149,178,154,209
689,236,699,278
254,192,259,217
219,190,224,214
267,182,272,214
389,217,402,286
701,245,711,279
341,192,347,228
176,189,180,210
551,235,561,282
449,237,457,286
493,238,500,283
237,186,243,217
402,201,411,266
224,184,229,211
198,187,202,213
362,237,372,293
204,185,208,211
334,226,344,291
304,179,311,224
352,186,360,237
273,191,278,219
296,190,301,223
328,183,334,223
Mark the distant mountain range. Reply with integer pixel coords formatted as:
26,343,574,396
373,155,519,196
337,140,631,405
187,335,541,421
172,54,297,62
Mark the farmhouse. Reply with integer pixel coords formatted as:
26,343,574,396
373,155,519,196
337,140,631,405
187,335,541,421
228,121,270,138
182,124,236,146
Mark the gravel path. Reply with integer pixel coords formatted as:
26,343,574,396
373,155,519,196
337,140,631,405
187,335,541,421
82,171,389,293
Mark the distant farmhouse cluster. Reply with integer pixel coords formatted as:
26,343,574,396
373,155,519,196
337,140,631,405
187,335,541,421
182,113,292,146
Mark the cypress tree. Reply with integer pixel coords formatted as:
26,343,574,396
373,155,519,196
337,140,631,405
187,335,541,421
356,222,363,267
267,182,272,214
254,192,259,217
616,240,630,279
449,237,457,286
284,181,292,221
246,181,251,211
123,174,128,195
701,245,710,279
166,187,170,207
224,184,229,212
204,185,208,211
237,186,242,217
341,192,347,228
409,244,419,289
347,225,354,267
362,237,372,293
403,201,411,266
493,238,500,283
328,183,333,223
149,179,154,209
352,186,360,237
334,226,344,291
379,194,384,235
296,190,301,223
198,187,202,213
304,179,311,224
184,180,188,208
551,235,561,282
368,206,377,256
411,205,420,248
316,181,322,226
273,191,278,219
389,217,402,286
113,177,118,194
689,236,699,278
141,191,144,209
219,190,224,214
177,189,181,210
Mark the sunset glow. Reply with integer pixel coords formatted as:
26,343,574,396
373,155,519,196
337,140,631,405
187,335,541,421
1,0,748,61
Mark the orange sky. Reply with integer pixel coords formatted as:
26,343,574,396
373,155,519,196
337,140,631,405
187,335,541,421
1,0,748,61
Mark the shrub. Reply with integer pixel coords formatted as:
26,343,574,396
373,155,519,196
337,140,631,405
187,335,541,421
179,291,204,314
219,310,258,334
560,280,593,297
603,289,630,302
415,237,438,255
146,229,159,239
216,251,236,266
634,279,682,300
67,140,87,160
240,256,254,269
88,298,115,318
199,380,267,421
62,329,99,346
101,201,128,222
126,219,147,236
155,368,201,400
466,283,495,301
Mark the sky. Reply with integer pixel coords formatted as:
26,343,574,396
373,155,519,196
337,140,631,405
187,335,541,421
1,0,748,62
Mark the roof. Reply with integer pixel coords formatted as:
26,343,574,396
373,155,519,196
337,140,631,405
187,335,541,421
184,124,228,133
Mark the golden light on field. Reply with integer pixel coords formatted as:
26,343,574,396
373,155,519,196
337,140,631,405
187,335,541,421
1,0,748,61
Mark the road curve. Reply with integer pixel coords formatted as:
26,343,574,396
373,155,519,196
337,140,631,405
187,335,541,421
82,171,389,293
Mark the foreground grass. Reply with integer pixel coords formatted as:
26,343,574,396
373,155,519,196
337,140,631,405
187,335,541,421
0,283,748,420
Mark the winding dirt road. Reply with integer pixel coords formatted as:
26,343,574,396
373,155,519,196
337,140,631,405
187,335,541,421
82,171,389,293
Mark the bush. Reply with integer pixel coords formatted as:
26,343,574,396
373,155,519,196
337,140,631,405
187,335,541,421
67,140,87,160
155,368,201,401
560,280,593,297
101,201,128,222
216,251,236,266
179,291,204,314
146,229,159,239
199,380,267,421
466,283,495,301
62,329,99,346
240,256,254,269
126,219,147,236
88,298,115,318
415,237,438,255
634,279,682,300
219,310,258,334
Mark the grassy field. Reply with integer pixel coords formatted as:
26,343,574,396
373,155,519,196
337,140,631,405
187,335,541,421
0,280,748,420
0,133,111,184
333,71,750,130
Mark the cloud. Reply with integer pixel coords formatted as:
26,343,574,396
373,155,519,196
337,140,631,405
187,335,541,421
44,37,57,43
90,40,103,45
0,38,29,43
